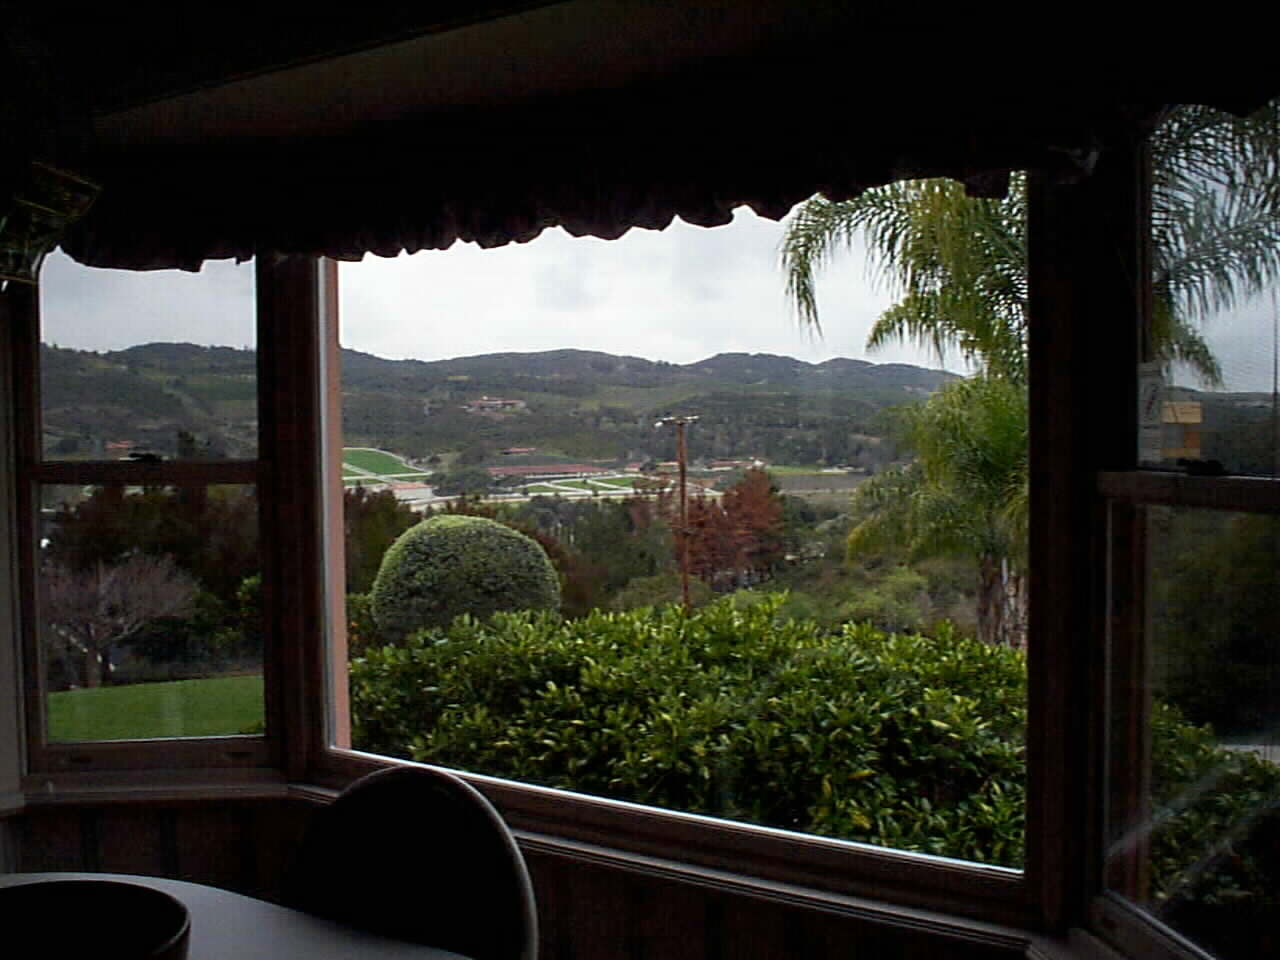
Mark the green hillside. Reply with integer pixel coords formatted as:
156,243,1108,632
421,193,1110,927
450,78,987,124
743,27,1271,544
40,342,961,469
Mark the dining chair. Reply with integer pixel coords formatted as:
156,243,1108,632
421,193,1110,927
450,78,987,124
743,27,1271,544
282,765,538,960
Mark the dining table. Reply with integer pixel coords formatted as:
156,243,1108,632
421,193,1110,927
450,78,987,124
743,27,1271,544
0,872,471,959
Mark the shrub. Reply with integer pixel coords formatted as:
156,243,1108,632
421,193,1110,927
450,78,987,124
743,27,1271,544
351,593,1280,902
351,594,1028,864
369,515,560,642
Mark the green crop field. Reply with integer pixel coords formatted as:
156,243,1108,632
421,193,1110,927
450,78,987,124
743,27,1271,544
342,447,416,475
47,674,264,742
761,464,827,476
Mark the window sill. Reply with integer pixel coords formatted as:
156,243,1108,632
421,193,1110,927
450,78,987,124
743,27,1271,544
18,768,288,807
522,828,1033,956
317,748,1034,929
1028,930,1130,960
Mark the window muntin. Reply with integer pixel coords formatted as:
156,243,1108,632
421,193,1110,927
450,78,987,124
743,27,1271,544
330,201,1029,870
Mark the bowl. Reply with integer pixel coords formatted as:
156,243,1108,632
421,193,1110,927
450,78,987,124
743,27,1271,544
0,878,191,959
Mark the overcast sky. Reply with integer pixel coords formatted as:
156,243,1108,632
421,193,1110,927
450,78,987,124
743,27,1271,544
40,207,947,373
40,204,1275,390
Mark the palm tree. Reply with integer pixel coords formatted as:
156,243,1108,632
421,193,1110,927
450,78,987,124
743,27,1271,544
780,101,1280,387
847,376,1027,647
783,178,1030,382
782,102,1280,646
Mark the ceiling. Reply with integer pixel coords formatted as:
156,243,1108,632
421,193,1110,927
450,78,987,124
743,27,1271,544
3,3,1273,271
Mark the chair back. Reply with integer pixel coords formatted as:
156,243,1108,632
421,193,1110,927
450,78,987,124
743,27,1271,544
283,766,537,960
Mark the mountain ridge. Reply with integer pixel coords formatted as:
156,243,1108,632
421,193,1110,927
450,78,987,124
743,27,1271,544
40,342,959,467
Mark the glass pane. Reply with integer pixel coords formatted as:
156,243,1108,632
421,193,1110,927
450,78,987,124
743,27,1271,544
39,252,257,460
336,185,1028,868
39,484,263,741
1106,506,1280,960
1139,99,1280,477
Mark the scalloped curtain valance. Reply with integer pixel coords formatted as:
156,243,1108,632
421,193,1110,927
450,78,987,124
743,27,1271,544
55,92,1152,272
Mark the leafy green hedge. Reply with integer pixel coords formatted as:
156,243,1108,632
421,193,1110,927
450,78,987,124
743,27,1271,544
351,595,1027,865
349,595,1280,906
370,515,560,643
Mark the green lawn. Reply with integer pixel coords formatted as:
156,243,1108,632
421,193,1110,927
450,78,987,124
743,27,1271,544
523,484,562,494
761,464,824,476
47,674,264,742
342,447,416,475
593,476,637,488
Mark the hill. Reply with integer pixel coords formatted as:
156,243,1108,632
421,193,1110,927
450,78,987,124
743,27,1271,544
40,343,959,468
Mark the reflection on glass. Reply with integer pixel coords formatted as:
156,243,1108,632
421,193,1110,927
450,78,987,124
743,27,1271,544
1140,99,1280,477
1107,507,1280,960
39,484,263,741
39,253,257,460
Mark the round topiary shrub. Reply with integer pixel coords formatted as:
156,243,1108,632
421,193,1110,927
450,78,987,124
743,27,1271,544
370,514,560,642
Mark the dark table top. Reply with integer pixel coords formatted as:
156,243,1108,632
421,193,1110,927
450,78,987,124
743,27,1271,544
0,872,470,960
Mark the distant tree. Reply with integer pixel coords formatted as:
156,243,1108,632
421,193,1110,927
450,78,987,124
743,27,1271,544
846,377,1027,648
431,466,493,497
42,552,198,688
344,488,418,594
721,468,786,576
45,485,258,605
666,469,786,591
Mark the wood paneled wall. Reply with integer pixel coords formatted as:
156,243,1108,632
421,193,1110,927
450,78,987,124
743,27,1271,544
10,800,1024,960
12,799,307,903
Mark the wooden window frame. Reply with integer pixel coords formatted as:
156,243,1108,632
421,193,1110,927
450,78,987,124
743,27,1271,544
1087,470,1280,960
1084,140,1280,957
3,136,1176,949
8,255,330,780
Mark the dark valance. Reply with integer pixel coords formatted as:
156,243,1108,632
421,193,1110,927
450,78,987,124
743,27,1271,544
7,4,1277,274
54,86,1160,272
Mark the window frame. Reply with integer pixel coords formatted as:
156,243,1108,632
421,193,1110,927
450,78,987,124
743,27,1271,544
3,136,1170,945
305,150,1153,934
8,255,331,778
1085,141,1280,957
1087,475,1280,960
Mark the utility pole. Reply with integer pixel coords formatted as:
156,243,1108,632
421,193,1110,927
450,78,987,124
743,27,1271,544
655,415,699,611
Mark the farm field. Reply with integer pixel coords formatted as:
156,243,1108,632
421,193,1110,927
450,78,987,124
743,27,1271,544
763,464,831,476
342,447,418,475
47,674,264,741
